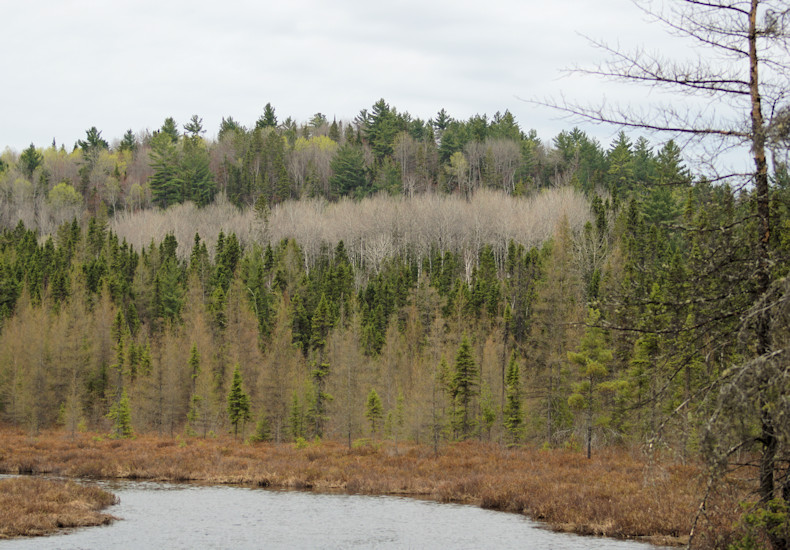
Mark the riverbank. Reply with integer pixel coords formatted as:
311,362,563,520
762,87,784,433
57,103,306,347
0,428,745,547
0,477,117,538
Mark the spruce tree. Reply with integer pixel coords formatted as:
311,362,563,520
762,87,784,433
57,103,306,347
503,352,524,446
227,364,251,438
451,334,479,440
107,388,134,439
365,388,383,436
310,294,333,437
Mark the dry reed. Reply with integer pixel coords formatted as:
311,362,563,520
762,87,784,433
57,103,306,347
0,476,117,538
0,427,747,547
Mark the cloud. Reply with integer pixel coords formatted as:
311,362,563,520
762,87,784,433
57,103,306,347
0,0,685,151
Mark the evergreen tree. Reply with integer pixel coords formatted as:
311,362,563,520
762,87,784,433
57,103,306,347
606,131,634,193
183,115,204,137
250,413,272,442
451,334,479,440
19,143,43,179
107,388,134,439
503,351,524,446
363,99,401,163
181,133,216,207
76,126,109,152
227,364,251,438
159,117,180,143
188,343,200,395
119,130,137,152
260,129,292,204
365,388,383,435
309,294,333,437
567,308,613,459
149,132,182,208
479,381,497,441
289,391,305,440
256,103,278,129
329,144,367,199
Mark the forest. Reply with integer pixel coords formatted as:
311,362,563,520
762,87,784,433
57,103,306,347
0,44,789,550
4,0,790,547
1,96,787,456
0,103,712,448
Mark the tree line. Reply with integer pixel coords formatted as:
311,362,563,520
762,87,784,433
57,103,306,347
0,101,688,235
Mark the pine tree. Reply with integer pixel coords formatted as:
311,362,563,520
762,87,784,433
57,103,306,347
329,144,367,199
227,364,251,438
19,143,43,179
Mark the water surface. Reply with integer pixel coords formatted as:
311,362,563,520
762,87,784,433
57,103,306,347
4,479,668,549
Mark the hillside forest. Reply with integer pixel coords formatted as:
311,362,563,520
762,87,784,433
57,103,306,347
0,100,789,480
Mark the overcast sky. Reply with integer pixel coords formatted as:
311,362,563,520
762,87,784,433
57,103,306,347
3,0,686,152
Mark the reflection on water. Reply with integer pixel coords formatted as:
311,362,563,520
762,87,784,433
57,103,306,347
3,478,667,549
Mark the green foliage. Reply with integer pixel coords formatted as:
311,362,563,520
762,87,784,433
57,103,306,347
77,126,109,153
149,131,182,208
249,413,272,443
257,103,278,129
227,364,251,438
119,129,137,152
730,500,790,550
289,392,305,440
107,389,134,439
365,388,383,435
479,381,497,440
19,143,43,179
330,144,367,199
568,308,613,458
503,352,524,446
181,133,216,207
159,117,180,143
48,182,82,210
451,334,479,439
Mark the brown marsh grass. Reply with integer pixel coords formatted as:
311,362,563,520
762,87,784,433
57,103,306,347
0,476,117,538
0,427,747,547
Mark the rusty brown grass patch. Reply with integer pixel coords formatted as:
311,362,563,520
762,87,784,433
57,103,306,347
0,427,748,547
0,476,117,538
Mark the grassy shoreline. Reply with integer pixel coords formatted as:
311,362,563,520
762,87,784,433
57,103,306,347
0,476,117,538
0,428,745,547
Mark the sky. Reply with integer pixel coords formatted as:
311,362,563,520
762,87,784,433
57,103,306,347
2,0,696,153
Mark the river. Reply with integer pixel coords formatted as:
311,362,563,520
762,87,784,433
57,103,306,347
4,479,669,549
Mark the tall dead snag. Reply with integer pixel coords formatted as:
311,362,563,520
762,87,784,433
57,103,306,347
539,1,790,547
